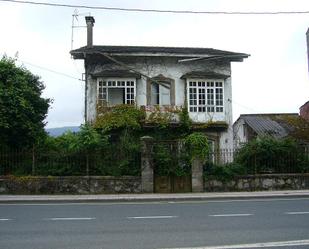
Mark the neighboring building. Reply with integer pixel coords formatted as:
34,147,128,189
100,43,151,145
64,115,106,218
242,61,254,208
233,113,309,148
71,16,249,150
300,101,309,122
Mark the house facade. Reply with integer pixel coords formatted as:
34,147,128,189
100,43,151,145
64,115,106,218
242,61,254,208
71,16,249,150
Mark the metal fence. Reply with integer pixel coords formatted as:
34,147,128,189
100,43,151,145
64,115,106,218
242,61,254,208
0,148,141,176
207,147,309,174
0,146,308,176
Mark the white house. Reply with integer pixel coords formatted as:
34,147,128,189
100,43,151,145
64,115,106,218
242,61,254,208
71,16,249,150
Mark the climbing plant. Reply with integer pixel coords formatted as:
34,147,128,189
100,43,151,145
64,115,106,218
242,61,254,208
94,104,145,132
184,132,209,162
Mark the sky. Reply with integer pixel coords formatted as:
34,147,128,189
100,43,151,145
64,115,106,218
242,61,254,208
0,0,309,128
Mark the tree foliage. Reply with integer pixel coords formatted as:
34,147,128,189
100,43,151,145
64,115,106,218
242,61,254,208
0,56,51,148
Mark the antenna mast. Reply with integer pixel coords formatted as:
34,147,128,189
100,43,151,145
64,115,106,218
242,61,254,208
70,10,90,52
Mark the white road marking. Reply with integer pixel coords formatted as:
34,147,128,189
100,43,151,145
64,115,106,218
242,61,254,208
45,217,96,221
285,211,309,215
209,213,253,217
160,239,309,249
127,215,178,219
0,218,12,221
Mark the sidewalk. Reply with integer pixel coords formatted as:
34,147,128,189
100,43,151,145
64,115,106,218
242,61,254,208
1,190,309,203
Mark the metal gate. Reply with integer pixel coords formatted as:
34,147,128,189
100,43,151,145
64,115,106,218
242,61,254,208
152,140,192,193
154,175,191,193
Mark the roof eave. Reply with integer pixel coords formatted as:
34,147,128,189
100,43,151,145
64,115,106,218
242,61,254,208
70,48,249,61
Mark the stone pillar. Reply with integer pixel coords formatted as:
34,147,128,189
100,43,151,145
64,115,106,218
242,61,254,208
140,136,154,193
192,158,204,192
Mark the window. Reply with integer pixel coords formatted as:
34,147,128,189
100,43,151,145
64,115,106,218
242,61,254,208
97,79,135,106
147,75,175,106
188,80,224,113
150,82,171,105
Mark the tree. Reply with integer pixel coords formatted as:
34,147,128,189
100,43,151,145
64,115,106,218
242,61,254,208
0,56,51,148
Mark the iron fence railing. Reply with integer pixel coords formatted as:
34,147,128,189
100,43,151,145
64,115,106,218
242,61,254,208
0,146,308,176
207,147,309,174
0,149,141,176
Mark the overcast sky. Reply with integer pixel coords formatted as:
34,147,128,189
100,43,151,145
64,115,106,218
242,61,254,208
0,0,309,128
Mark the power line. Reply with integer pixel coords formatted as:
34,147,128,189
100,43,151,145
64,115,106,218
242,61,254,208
1,0,309,15
20,59,83,81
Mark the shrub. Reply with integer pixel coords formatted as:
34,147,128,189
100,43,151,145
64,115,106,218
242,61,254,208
234,136,308,173
204,162,246,182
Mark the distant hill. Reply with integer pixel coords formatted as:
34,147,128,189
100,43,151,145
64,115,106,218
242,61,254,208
46,126,80,137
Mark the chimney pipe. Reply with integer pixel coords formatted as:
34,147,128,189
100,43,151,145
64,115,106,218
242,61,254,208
85,16,95,48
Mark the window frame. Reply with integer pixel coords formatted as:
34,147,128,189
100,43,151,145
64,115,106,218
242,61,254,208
97,78,136,106
146,75,175,106
187,79,224,113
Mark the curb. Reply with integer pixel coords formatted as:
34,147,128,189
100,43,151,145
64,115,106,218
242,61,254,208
1,191,309,203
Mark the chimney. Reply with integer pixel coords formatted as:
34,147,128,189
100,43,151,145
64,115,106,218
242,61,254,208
85,16,95,48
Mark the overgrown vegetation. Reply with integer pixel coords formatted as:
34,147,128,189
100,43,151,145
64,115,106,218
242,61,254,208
204,162,246,182
184,132,209,162
204,136,309,181
1,94,308,178
234,136,309,174
94,104,145,132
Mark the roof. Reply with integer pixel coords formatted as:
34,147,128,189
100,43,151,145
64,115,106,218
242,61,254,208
70,45,249,61
235,113,309,141
300,100,309,109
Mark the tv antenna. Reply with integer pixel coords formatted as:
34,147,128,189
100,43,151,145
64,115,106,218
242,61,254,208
71,9,90,52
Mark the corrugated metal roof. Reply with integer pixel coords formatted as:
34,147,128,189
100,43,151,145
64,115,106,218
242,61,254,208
242,116,288,138
239,114,299,139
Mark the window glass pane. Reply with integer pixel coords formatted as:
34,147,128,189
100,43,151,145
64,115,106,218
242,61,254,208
159,84,170,105
151,83,160,105
216,82,223,87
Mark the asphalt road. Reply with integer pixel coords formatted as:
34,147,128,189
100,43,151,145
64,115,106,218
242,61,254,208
0,197,309,249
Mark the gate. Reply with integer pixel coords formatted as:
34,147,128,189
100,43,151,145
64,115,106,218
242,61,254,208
152,140,192,193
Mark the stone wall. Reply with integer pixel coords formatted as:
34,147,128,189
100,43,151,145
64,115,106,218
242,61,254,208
205,174,309,192
0,176,141,194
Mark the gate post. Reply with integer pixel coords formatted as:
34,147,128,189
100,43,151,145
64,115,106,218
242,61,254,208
140,136,154,193
192,158,204,192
